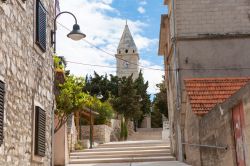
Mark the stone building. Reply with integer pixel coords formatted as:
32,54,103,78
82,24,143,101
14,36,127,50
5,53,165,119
0,0,54,165
116,23,139,79
158,0,250,163
197,81,250,166
184,78,250,165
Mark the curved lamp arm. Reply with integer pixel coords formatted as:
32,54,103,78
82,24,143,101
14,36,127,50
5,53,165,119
54,11,77,26
52,11,85,54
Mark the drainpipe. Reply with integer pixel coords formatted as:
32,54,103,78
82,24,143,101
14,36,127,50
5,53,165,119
171,0,183,161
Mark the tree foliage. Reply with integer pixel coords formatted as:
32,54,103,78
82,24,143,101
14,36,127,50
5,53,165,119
111,75,142,121
55,75,86,133
151,108,163,128
55,75,114,133
152,82,168,118
84,71,151,121
84,72,114,102
134,70,151,120
53,54,115,134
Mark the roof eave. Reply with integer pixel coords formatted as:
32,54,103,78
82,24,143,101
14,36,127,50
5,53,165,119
164,0,169,5
158,14,168,56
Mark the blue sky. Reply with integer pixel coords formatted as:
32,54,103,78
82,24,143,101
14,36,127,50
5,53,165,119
57,0,166,94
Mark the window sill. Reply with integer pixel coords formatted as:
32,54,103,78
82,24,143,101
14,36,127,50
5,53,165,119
32,154,44,163
33,43,46,59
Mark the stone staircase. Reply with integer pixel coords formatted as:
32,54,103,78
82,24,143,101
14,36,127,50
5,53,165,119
69,140,175,164
69,128,190,165
128,128,163,141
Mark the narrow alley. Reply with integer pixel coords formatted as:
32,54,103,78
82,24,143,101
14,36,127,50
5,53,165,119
68,129,190,166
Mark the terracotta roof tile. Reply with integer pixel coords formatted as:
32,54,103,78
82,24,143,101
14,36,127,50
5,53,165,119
184,77,250,116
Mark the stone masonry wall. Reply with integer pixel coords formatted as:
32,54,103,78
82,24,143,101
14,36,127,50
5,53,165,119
81,125,113,144
175,0,250,36
199,104,235,166
0,0,54,165
243,89,250,166
199,83,250,166
183,100,201,166
183,83,250,166
163,0,250,163
110,119,121,141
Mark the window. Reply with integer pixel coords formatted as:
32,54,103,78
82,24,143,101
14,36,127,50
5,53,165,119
36,0,47,52
125,49,128,53
34,106,46,157
0,81,5,146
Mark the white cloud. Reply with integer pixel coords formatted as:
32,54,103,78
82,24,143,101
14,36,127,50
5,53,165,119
137,6,146,14
57,0,163,94
139,0,147,6
139,60,164,94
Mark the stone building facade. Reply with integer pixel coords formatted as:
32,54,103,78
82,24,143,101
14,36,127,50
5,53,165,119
159,0,250,162
0,0,54,165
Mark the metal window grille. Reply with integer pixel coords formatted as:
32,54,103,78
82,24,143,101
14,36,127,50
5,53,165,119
0,81,5,146
35,106,46,157
36,0,47,52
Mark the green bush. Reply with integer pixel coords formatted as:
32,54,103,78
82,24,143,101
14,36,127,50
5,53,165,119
75,141,84,150
119,119,128,141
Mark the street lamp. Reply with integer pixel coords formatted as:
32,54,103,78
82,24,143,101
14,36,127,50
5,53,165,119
89,92,103,149
51,11,85,165
51,11,86,54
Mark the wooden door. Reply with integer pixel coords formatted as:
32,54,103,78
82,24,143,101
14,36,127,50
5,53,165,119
233,102,246,166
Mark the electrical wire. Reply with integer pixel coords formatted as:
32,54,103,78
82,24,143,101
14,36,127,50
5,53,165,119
66,60,250,72
66,60,162,71
56,22,164,72
56,22,250,73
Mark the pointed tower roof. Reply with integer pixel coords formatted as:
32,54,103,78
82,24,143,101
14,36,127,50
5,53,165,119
117,24,138,53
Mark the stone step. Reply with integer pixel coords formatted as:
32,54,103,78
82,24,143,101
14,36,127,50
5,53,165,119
137,128,163,131
68,161,191,166
71,148,171,156
69,156,176,164
70,152,171,159
127,132,162,141
98,144,168,148
98,141,167,148
73,145,170,153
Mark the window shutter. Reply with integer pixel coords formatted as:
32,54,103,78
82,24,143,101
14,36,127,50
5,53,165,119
0,81,5,146
35,106,46,157
36,0,47,52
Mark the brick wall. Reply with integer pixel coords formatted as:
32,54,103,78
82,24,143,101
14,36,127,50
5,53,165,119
175,0,250,36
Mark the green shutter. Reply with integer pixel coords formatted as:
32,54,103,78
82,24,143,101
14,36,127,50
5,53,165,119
0,81,5,146
35,106,46,157
36,0,47,52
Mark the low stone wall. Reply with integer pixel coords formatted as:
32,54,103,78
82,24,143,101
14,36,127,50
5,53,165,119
110,119,121,141
81,125,113,144
110,119,134,140
67,115,77,152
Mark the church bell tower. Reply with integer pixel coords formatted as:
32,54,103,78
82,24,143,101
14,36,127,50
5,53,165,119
115,23,139,79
